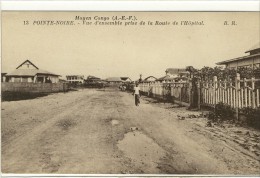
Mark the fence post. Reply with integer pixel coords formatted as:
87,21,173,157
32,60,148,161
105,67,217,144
179,83,182,106
244,78,248,107
235,73,240,120
189,81,192,107
213,76,217,110
252,77,256,109
197,79,201,110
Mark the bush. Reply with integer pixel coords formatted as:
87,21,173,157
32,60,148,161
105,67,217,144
241,107,260,129
208,102,235,122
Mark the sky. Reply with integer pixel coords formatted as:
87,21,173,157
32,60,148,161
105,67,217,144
2,12,259,80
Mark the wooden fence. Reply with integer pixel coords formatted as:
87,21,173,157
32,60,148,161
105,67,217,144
139,73,260,115
200,74,260,109
139,82,191,106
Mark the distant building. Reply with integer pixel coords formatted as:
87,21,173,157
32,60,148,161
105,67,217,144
106,77,123,84
120,77,132,83
165,68,187,77
216,42,260,70
5,60,60,83
85,75,101,84
66,75,84,84
157,68,189,82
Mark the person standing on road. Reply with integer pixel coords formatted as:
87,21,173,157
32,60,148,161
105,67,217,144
133,83,140,106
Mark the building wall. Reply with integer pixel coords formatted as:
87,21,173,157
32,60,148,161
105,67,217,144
8,76,59,83
226,56,260,69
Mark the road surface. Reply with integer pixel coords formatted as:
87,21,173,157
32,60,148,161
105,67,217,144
1,88,260,174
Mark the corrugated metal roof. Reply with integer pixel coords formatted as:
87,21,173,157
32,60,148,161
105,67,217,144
216,53,260,65
6,69,59,77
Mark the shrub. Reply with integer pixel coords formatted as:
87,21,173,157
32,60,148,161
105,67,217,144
208,102,235,122
241,107,260,129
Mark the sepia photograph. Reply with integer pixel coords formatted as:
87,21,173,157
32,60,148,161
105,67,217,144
1,10,260,175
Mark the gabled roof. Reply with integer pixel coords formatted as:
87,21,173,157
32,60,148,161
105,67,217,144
245,42,260,53
16,60,39,69
6,60,59,76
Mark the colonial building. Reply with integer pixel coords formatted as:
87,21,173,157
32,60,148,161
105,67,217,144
5,60,60,83
66,75,84,84
157,68,189,82
216,43,260,69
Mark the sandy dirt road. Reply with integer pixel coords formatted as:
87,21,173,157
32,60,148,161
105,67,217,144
1,88,260,174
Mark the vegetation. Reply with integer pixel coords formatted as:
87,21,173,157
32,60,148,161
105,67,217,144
186,66,260,81
208,102,235,123
206,103,260,130
241,107,260,129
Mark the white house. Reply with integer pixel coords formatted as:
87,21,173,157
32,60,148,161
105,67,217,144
5,60,60,83
66,75,84,84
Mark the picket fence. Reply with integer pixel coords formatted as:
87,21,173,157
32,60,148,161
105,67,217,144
200,75,260,109
139,73,260,112
139,82,191,106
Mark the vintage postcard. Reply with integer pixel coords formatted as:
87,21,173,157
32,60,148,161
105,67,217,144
1,11,260,176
